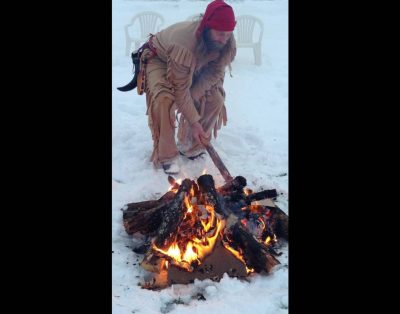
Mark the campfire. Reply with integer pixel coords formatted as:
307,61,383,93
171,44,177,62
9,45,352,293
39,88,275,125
121,171,288,290
121,143,288,289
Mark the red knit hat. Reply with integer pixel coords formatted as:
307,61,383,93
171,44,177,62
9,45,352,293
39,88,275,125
196,0,236,37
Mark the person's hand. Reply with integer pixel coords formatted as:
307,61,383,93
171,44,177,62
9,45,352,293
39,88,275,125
191,122,210,145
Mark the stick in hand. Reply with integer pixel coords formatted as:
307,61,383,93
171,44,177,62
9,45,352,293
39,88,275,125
203,142,233,182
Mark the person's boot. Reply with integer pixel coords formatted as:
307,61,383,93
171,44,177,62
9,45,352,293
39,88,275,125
161,157,180,175
179,149,206,161
177,140,206,161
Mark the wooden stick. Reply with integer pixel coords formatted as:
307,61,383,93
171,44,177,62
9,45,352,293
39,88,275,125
204,143,233,182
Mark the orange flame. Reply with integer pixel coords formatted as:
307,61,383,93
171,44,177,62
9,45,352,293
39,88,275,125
190,186,196,198
152,192,225,272
184,195,193,213
244,188,252,196
200,205,215,232
193,219,224,261
223,244,254,274
153,219,224,271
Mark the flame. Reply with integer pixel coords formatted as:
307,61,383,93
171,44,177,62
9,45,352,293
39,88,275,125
200,205,215,232
184,195,193,213
264,233,277,245
223,244,254,274
164,243,181,260
153,219,224,270
152,198,225,272
244,188,252,196
193,219,224,261
168,179,183,191
202,168,207,175
182,242,198,264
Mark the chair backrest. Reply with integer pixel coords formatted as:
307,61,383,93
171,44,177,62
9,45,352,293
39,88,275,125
124,12,165,55
234,15,264,46
126,11,165,41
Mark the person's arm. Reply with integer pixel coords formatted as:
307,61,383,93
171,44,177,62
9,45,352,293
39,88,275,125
167,58,200,125
190,61,225,102
168,58,209,144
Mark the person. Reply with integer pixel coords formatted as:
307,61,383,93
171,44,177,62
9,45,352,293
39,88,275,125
137,0,237,175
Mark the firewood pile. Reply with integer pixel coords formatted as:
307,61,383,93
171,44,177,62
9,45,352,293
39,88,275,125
121,173,288,290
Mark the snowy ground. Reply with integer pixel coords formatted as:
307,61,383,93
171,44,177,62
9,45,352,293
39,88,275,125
112,1,288,313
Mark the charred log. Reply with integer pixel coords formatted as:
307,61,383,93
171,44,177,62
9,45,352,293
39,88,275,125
223,189,277,203
123,203,164,235
122,191,176,234
269,205,289,241
154,179,193,249
246,189,278,202
122,181,193,236
122,191,176,215
221,189,278,216
132,240,151,254
230,223,280,273
197,174,226,217
217,175,247,195
123,209,160,235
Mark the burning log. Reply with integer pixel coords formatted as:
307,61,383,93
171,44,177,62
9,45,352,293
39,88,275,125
216,175,247,195
229,223,280,273
197,174,226,217
154,179,193,249
123,190,176,214
269,205,289,241
246,189,278,202
123,206,161,235
122,191,176,235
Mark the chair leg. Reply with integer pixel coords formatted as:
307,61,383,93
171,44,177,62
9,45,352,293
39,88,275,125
254,44,262,66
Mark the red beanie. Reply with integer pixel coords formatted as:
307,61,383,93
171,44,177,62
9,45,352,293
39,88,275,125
196,0,236,37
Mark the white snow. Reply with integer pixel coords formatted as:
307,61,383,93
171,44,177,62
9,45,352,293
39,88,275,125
112,0,288,313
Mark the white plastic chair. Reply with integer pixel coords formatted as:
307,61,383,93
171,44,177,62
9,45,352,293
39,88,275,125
234,15,264,65
124,11,165,56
